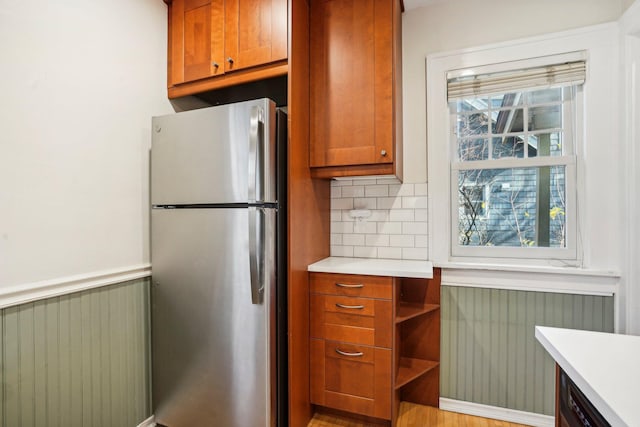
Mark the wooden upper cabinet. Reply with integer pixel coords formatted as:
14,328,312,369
224,0,287,72
309,0,403,179
169,0,224,86
167,0,288,96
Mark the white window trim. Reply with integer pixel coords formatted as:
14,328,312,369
427,23,619,270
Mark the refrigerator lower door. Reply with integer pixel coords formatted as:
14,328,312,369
151,207,276,427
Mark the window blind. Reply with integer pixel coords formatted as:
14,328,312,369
447,61,586,101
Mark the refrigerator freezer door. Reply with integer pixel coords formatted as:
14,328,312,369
151,98,276,206
151,207,276,427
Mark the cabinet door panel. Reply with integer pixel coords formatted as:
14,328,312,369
225,0,287,72
310,273,393,299
310,0,393,168
310,339,391,419
170,0,225,85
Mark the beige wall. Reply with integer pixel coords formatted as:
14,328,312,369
401,0,625,182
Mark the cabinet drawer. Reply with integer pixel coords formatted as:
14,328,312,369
311,294,392,348
310,273,392,299
311,339,391,420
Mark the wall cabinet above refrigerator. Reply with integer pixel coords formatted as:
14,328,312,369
309,0,403,180
166,0,288,98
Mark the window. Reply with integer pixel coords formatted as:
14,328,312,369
447,58,583,259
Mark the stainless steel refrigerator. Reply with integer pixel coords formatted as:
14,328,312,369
150,98,287,427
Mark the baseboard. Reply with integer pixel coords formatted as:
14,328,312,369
0,264,151,309
439,398,555,427
137,415,155,427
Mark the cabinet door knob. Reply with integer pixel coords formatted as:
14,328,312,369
381,150,387,157
212,61,219,68
227,57,234,64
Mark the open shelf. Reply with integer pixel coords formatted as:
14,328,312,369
395,303,439,324
394,357,439,390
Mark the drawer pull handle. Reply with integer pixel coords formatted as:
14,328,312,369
335,283,364,288
335,303,365,309
335,348,364,357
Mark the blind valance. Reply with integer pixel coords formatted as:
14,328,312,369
447,60,586,101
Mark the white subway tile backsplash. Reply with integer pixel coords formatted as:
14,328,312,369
377,222,402,234
354,197,377,210
354,246,378,258
390,235,415,248
365,185,389,197
366,234,389,247
332,221,354,234
341,185,365,198
389,209,414,222
331,245,354,257
354,221,377,234
415,235,428,248
376,178,401,185
331,186,342,199
353,178,378,186
414,209,428,222
378,247,402,259
389,183,414,197
402,247,429,260
369,210,389,222
332,198,354,210
343,234,365,246
414,183,428,196
402,222,427,235
377,197,402,210
402,196,427,209
330,180,429,260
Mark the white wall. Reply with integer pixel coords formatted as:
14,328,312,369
619,1,640,334
0,0,173,288
401,0,625,183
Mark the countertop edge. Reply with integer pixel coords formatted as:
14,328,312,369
534,326,628,427
307,257,434,279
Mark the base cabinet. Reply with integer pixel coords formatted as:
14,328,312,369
309,270,441,425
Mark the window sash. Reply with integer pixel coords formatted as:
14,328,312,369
450,162,577,259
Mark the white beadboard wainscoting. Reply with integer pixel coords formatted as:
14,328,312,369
330,177,428,260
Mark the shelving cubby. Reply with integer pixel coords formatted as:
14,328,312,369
392,269,441,424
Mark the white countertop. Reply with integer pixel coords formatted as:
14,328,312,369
307,257,434,278
535,326,640,427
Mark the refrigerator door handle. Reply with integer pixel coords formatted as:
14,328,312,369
248,106,264,204
249,206,264,304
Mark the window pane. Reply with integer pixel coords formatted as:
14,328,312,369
491,92,522,108
529,105,561,131
494,108,524,133
529,88,562,104
492,136,525,159
527,132,563,157
459,138,489,161
457,166,566,248
457,112,489,137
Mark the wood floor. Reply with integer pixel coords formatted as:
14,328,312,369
307,402,531,427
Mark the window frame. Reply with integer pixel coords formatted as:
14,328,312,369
425,43,598,268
